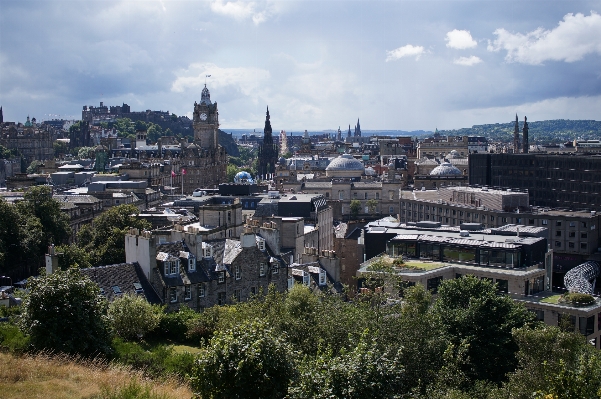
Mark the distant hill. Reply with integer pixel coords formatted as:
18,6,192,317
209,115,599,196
439,120,601,144
218,129,240,157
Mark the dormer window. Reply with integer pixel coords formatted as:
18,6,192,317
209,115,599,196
188,257,196,272
218,271,225,283
319,270,327,286
171,260,179,275
272,263,279,274
133,282,144,294
164,261,170,275
257,238,266,251
259,263,266,277
303,273,310,287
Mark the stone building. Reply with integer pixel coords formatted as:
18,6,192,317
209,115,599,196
180,84,228,192
0,120,54,163
125,227,288,310
417,135,469,159
257,107,278,177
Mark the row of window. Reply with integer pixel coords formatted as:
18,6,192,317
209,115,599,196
169,284,263,305
555,241,588,249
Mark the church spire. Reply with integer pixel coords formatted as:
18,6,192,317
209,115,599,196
263,106,273,144
513,114,520,153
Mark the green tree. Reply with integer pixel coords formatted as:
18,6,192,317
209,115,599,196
492,325,601,399
53,141,69,158
146,123,163,143
78,146,95,159
431,276,535,384
78,204,151,266
114,118,135,138
55,243,92,269
291,332,404,399
17,185,71,248
226,164,239,183
190,319,294,399
108,294,161,340
0,144,18,159
0,198,25,273
350,199,361,220
26,160,43,174
171,113,178,122
20,268,111,355
366,198,378,214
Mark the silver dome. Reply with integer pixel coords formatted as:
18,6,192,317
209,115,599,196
326,154,365,171
430,162,462,176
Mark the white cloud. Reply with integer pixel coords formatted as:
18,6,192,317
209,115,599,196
445,29,477,49
453,56,482,66
171,63,270,96
385,45,426,61
209,0,280,25
488,11,601,65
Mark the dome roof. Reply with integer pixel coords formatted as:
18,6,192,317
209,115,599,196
448,150,460,159
326,154,364,172
279,156,287,165
430,162,462,176
200,84,211,105
234,171,254,184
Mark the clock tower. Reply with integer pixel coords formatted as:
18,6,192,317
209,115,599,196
193,84,219,149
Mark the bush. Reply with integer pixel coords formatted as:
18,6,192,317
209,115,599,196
108,294,162,340
152,306,200,343
20,268,111,356
0,323,30,353
561,292,596,306
190,319,294,399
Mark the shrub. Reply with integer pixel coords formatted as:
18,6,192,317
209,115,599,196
108,294,161,340
153,306,200,343
562,292,595,306
20,268,111,356
0,323,30,353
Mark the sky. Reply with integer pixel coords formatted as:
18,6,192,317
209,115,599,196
1,0,600,131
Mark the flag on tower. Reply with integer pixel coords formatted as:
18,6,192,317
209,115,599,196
182,169,186,175
171,170,176,177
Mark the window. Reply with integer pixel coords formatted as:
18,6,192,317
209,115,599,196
188,258,195,272
529,219,535,225
375,192,379,199
199,284,205,298
218,271,225,283
542,219,548,225
112,286,122,295
427,276,443,294
581,233,588,239
171,261,179,275
272,263,279,274
569,232,576,238
467,212,471,218
325,192,329,198
339,191,344,200
569,221,575,227
353,192,357,199
250,286,257,296
364,193,368,199
389,206,394,214
569,242,575,248
556,221,562,227
164,261,170,275
555,241,561,247
496,279,508,294
235,264,241,280
490,216,495,221
389,191,394,200
217,292,226,305
459,211,464,216
582,221,587,228
234,289,241,302
169,288,177,303
185,285,192,300
581,243,588,250
556,231,562,237
260,263,266,277
474,214,479,219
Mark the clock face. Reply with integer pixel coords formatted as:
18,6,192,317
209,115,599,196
200,113,208,121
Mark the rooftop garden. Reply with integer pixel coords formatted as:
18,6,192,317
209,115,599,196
540,292,596,307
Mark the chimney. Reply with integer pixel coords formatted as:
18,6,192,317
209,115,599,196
241,231,256,248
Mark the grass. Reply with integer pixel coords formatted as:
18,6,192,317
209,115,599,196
402,261,445,271
0,352,192,399
540,294,562,304
171,344,202,355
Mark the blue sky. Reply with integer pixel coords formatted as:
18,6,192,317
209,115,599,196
1,0,600,131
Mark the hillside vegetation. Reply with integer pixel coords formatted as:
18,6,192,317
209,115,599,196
440,119,601,144
0,352,192,399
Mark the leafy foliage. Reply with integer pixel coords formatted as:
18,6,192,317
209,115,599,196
190,318,294,399
431,276,535,385
108,294,162,340
26,160,43,174
78,204,151,266
350,199,361,219
20,268,111,355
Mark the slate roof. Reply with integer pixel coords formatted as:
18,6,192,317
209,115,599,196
81,262,161,304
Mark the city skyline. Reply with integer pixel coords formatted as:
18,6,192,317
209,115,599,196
1,0,600,130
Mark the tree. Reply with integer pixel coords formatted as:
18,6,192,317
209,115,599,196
190,319,294,399
78,204,151,266
350,199,361,220
0,198,24,273
77,146,95,159
20,268,111,355
26,160,43,174
55,243,92,270
108,294,161,340
492,326,601,399
171,113,178,122
17,185,71,248
431,276,535,384
366,198,378,214
53,141,69,158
